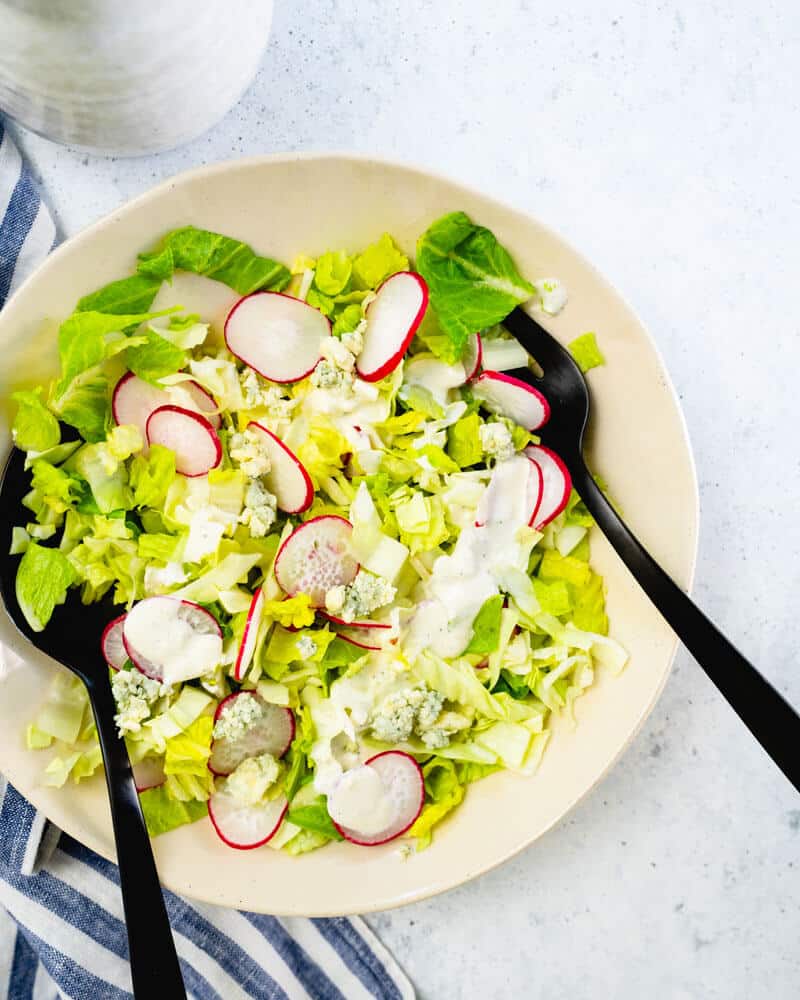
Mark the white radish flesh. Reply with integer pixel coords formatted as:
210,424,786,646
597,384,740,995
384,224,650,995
357,272,428,382
208,692,295,776
335,625,390,651
274,516,358,607
123,597,222,684
233,588,265,682
323,614,391,630
133,757,166,792
329,751,424,845
224,291,329,383
208,787,288,850
101,615,128,671
472,371,550,431
112,372,170,442
146,405,222,477
462,333,483,380
475,453,542,529
179,380,222,429
479,338,530,373
524,445,572,529
246,421,313,514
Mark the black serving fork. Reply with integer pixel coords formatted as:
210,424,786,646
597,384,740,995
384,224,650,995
0,446,187,998
503,307,800,792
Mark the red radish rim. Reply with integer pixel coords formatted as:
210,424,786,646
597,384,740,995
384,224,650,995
145,404,222,478
331,750,425,846
526,457,545,528
208,691,296,776
247,421,314,514
336,631,382,651
101,614,128,671
357,272,429,383
273,515,358,606
473,370,551,431
525,445,573,529
233,588,264,681
208,793,289,850
111,371,140,426
323,613,391,630
462,333,483,380
183,379,222,429
124,597,222,680
224,291,330,384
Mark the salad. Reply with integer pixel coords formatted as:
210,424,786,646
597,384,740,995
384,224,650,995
11,212,625,854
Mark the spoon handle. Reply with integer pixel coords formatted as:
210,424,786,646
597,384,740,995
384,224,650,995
568,454,800,793
87,676,186,998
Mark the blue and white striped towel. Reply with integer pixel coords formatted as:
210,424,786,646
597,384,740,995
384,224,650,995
0,117,413,1000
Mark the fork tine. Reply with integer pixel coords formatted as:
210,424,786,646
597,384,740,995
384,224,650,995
502,307,580,387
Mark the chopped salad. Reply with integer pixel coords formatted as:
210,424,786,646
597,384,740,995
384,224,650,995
11,212,624,853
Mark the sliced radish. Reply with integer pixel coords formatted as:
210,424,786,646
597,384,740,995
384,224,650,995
323,613,391,630
233,588,265,682
180,380,222,430
146,405,222,478
479,338,529,373
208,692,295,776
524,445,572,529
123,597,222,684
403,355,466,406
472,371,550,431
336,626,386,651
462,333,483,380
329,751,424,846
224,291,329,383
526,457,545,528
357,272,428,382
208,787,288,850
274,516,358,607
475,453,542,529
112,372,170,441
246,421,313,514
133,757,166,792
101,615,128,671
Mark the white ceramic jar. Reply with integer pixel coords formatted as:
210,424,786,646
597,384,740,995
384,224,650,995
0,0,273,154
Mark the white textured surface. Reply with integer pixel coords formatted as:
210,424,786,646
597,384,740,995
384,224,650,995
7,2,800,997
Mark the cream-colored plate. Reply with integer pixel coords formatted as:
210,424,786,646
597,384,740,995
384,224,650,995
0,155,698,916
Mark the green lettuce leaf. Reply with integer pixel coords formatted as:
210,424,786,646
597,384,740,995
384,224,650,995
16,542,77,631
416,211,534,356
351,233,408,290
138,226,290,295
286,796,343,840
126,328,186,383
50,367,110,443
463,594,504,655
314,251,352,296
568,332,605,373
129,445,176,508
447,412,483,468
139,785,208,837
76,274,161,315
11,390,60,452
408,759,465,849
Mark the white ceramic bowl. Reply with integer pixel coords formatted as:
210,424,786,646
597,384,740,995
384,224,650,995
0,154,698,915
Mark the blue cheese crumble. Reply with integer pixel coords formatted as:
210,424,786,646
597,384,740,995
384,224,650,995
229,428,271,478
111,670,163,735
213,694,264,742
225,753,280,806
239,478,277,538
479,421,515,461
327,570,396,622
370,687,445,744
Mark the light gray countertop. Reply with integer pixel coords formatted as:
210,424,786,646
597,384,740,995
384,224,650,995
8,2,800,996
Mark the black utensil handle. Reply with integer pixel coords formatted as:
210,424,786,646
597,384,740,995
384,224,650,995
568,455,800,793
87,677,186,998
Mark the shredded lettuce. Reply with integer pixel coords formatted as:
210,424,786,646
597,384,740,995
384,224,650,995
11,389,61,452
16,543,77,631
568,332,605,373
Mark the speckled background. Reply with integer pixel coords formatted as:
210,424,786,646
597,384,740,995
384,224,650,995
7,2,800,997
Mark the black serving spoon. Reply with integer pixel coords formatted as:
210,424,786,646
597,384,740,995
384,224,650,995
0,445,187,998
502,306,800,792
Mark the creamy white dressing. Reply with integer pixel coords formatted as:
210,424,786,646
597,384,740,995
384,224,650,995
123,600,222,685
403,455,538,659
326,765,394,835
403,356,466,407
